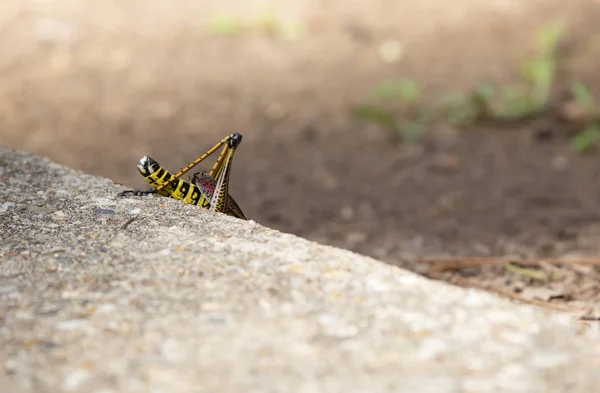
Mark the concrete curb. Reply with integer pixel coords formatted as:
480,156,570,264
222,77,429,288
1,147,599,393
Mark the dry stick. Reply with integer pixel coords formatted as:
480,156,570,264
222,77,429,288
422,257,507,273
432,273,589,314
422,256,600,274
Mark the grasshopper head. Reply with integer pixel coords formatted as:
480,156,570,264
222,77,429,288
137,156,161,176
228,133,243,149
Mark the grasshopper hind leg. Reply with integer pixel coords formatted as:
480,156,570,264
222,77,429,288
208,133,242,215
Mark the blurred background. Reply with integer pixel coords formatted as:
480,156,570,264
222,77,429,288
3,0,600,272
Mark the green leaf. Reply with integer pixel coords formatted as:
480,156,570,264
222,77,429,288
354,105,398,133
496,86,539,119
571,124,600,153
521,58,555,89
372,79,420,104
207,14,246,36
471,83,495,117
474,83,495,101
256,8,281,36
571,82,595,112
535,22,564,57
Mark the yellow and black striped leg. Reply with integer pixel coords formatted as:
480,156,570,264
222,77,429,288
209,133,242,214
155,134,234,194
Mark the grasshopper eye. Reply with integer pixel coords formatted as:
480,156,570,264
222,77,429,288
137,156,149,168
137,156,149,175
138,156,161,172
138,156,148,164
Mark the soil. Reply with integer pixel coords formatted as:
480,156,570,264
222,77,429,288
3,0,600,319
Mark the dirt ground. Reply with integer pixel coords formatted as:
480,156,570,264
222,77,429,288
3,0,600,318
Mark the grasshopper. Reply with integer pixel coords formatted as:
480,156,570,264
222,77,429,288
118,133,247,220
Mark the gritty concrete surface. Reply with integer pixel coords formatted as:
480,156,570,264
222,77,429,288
1,146,600,393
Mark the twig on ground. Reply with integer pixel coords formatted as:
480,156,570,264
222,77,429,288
422,256,600,274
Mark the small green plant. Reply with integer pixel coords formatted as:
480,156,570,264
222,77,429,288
433,22,565,124
353,105,426,144
569,82,600,153
535,21,564,58
572,124,600,153
490,22,564,120
255,8,281,36
206,11,305,40
353,21,600,155
519,22,564,110
207,13,246,36
353,105,398,135
571,81,595,113
371,79,420,104
495,85,540,119
435,84,494,125
355,78,425,142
